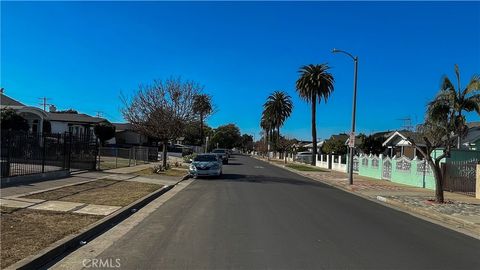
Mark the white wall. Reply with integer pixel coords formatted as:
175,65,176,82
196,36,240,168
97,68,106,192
51,121,69,133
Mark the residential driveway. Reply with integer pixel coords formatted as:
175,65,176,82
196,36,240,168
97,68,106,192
66,155,480,269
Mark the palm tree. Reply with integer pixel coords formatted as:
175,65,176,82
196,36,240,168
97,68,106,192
260,111,274,158
263,91,294,149
428,64,480,148
192,94,213,149
296,64,334,165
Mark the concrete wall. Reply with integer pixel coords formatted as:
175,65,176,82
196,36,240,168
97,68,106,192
314,154,346,172
355,154,436,190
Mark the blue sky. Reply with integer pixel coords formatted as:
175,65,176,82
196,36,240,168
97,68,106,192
2,1,479,141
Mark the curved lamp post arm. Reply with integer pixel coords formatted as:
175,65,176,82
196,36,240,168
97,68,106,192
332,48,358,185
332,48,357,61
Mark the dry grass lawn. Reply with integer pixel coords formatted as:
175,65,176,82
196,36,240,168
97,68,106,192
270,159,287,165
0,207,102,268
23,179,162,206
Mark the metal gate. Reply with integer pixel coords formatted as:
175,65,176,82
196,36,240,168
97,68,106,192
67,133,98,171
0,131,98,177
443,159,478,197
382,158,392,180
352,156,359,173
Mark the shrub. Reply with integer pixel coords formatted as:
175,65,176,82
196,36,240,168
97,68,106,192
183,153,197,163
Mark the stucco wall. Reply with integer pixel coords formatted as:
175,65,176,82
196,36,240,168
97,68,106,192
356,154,436,190
51,121,69,133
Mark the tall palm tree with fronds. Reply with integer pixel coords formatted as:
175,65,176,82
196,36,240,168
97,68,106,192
260,113,274,158
192,94,213,149
428,64,480,148
296,64,334,165
263,91,294,148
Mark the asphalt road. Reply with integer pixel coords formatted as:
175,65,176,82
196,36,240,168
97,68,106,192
94,155,480,270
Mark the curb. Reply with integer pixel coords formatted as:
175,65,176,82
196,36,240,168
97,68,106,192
7,184,175,270
254,156,480,239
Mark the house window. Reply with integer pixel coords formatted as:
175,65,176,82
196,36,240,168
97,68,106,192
32,120,39,133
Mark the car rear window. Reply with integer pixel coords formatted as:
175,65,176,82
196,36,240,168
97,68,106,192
212,150,226,153
194,155,218,162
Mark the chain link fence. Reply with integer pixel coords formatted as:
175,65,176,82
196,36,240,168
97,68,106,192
97,146,158,170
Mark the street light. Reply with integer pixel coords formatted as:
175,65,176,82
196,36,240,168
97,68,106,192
332,48,358,185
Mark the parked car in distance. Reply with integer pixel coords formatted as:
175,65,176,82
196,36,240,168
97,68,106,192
212,149,229,164
295,151,313,164
189,154,223,178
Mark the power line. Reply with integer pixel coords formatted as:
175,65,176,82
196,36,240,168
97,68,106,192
38,97,51,111
396,116,414,131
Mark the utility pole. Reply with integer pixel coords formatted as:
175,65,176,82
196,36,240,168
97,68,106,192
38,97,51,111
397,116,414,131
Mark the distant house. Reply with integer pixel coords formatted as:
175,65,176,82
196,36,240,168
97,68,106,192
382,130,425,159
108,123,148,146
1,92,49,134
291,140,314,152
382,125,480,159
304,141,324,153
1,92,106,137
462,122,480,150
48,111,105,137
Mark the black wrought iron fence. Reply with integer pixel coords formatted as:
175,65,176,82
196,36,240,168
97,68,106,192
443,159,478,197
0,131,98,178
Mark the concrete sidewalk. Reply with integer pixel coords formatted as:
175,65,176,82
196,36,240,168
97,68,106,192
0,171,109,198
260,157,480,238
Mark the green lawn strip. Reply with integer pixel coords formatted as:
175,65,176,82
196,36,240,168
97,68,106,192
1,206,102,268
285,163,329,172
23,179,162,207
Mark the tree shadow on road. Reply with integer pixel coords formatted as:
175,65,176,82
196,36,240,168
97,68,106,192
197,173,334,188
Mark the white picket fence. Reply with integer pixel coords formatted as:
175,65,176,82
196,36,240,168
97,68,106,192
264,152,347,173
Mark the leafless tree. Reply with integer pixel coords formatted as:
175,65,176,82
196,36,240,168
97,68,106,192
121,77,202,167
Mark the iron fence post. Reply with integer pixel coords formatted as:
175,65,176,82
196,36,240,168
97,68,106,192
128,148,132,167
6,135,12,177
41,134,46,173
68,133,72,170
134,147,137,166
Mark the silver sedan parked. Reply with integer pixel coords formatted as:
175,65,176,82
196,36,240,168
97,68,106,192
189,154,223,178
